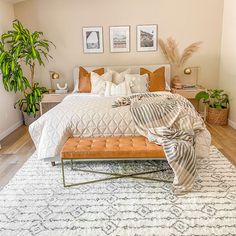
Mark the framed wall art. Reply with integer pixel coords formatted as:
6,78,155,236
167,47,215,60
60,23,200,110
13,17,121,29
109,26,130,53
82,26,104,53
137,24,158,52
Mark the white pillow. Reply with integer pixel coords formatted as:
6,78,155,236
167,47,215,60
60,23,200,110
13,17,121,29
125,74,149,93
105,80,132,96
107,68,131,84
90,71,112,95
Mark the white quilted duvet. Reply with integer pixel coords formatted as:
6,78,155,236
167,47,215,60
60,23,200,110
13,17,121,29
29,94,138,160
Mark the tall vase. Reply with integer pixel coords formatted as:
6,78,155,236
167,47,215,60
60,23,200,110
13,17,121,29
171,64,183,89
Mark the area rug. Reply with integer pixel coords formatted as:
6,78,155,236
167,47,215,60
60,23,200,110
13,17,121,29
0,146,235,236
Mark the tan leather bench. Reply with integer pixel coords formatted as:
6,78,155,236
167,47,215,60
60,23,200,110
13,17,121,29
60,136,170,187
61,136,165,159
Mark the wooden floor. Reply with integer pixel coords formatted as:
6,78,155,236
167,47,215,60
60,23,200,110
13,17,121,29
0,126,35,188
0,124,236,188
207,124,236,166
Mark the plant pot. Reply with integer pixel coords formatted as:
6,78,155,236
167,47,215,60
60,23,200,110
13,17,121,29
207,107,229,125
23,111,40,126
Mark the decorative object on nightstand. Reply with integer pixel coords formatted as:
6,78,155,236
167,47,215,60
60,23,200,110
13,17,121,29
49,71,68,94
182,66,199,88
172,86,207,121
195,89,229,125
159,37,202,89
56,83,68,94
40,92,70,115
49,71,59,93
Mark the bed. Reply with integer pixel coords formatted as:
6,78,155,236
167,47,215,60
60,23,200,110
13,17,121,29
29,64,212,194
29,64,210,160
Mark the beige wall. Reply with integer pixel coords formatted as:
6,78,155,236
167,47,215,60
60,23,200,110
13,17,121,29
0,1,22,140
219,0,236,128
14,0,224,90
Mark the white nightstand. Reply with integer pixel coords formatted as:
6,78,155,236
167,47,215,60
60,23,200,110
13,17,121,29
171,86,207,121
40,93,70,115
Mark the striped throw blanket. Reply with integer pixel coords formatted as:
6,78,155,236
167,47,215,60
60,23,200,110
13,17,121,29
113,92,211,195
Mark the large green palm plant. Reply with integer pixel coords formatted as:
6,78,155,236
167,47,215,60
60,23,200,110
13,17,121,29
0,20,55,116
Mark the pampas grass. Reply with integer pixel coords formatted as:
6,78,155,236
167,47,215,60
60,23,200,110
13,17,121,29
159,37,202,68
179,42,202,65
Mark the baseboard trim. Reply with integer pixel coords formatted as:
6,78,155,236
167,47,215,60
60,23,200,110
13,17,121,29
0,120,23,141
228,119,236,129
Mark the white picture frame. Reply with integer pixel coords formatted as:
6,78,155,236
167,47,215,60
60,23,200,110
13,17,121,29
137,24,158,52
82,26,103,53
109,26,130,53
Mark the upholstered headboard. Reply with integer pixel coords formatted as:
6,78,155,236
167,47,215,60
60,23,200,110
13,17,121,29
73,64,171,91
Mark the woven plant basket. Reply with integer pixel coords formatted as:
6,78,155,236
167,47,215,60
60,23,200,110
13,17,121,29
207,107,229,125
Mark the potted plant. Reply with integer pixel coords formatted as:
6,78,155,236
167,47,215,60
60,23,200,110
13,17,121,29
195,89,229,125
0,20,54,125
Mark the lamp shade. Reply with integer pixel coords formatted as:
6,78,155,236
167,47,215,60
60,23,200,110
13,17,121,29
184,67,192,75
51,72,60,80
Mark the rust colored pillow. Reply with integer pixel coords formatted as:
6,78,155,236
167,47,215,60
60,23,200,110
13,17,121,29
79,66,104,93
140,67,165,92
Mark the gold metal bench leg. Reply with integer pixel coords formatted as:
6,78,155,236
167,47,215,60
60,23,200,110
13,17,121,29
61,159,66,187
61,160,172,188
77,168,172,183
71,160,74,170
63,175,128,187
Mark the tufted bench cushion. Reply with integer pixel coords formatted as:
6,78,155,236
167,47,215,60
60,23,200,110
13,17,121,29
61,136,165,159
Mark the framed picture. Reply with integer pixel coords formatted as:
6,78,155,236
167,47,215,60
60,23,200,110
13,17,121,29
137,24,158,52
82,26,103,53
109,26,130,53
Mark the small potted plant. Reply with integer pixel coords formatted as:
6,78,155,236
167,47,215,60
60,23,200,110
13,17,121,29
195,89,229,125
0,20,55,125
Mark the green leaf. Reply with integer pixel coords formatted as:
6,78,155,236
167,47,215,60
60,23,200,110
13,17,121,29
13,22,20,32
17,76,22,90
1,33,12,42
14,82,17,92
5,61,9,75
15,45,21,57
195,91,209,101
15,34,20,41
215,105,222,109
29,35,34,44
11,60,15,71
31,46,37,59
32,105,36,114
0,52,6,63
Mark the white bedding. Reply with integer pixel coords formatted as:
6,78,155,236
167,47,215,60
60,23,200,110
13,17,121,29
29,93,139,160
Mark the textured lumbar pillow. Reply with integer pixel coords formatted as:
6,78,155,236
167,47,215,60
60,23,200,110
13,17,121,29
78,66,104,93
140,67,166,92
107,68,131,84
90,71,112,95
105,80,132,96
125,74,149,93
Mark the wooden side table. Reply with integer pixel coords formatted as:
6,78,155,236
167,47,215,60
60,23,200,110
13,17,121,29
40,93,70,115
171,86,207,121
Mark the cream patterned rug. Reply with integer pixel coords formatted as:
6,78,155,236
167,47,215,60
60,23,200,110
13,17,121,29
0,146,235,236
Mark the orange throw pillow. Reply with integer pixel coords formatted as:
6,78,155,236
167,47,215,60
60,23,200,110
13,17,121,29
79,66,104,93
140,67,165,92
